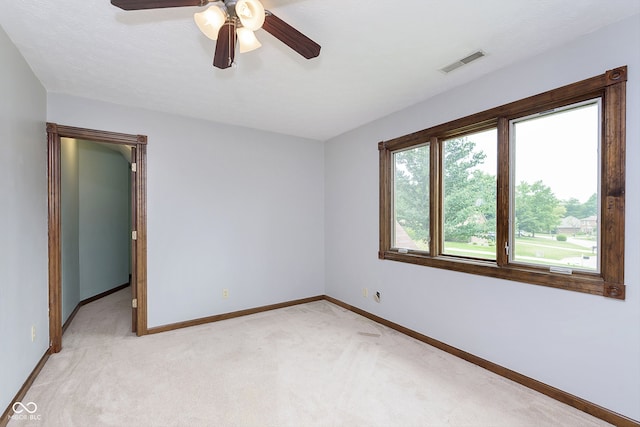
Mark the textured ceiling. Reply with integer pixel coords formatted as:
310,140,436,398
1,1,639,141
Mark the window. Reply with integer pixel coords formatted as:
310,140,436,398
443,129,497,260
379,67,627,299
393,144,430,252
510,100,600,272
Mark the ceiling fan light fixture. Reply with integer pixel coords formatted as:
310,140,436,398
194,4,227,40
235,0,265,31
237,27,262,53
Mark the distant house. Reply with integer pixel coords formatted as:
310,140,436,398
581,215,598,234
557,216,581,235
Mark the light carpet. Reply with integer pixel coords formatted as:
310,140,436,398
8,288,610,426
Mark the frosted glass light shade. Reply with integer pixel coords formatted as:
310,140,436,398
194,5,227,40
237,27,262,53
235,0,265,31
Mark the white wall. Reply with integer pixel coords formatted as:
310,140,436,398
78,140,130,300
47,95,326,328
0,26,48,413
325,14,640,421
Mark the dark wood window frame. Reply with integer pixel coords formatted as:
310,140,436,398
379,66,627,299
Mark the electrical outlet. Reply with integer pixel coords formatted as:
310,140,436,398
222,289,229,298
374,291,381,303
31,326,36,342
362,288,368,297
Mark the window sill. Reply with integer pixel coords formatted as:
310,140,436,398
379,250,625,299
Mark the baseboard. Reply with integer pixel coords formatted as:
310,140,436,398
80,282,130,307
62,282,130,334
323,295,639,427
0,349,50,427
61,303,81,334
146,295,325,334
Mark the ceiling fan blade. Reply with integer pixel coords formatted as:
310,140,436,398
111,0,206,11
262,12,321,60
213,22,237,69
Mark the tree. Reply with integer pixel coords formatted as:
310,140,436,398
443,138,486,185
394,137,496,244
581,193,597,217
561,193,597,219
443,138,496,242
394,145,430,242
515,180,564,236
444,169,496,242
562,197,583,218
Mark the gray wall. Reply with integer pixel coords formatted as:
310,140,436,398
0,26,48,413
78,140,130,299
61,139,130,322
61,138,80,322
61,138,130,322
324,14,640,420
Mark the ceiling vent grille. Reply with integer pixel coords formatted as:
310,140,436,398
440,50,486,73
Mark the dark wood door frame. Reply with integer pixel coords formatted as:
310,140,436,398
47,123,148,352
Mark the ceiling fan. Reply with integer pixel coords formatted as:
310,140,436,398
110,0,321,69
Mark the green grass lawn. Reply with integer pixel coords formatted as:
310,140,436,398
512,237,592,258
443,241,496,260
442,236,596,268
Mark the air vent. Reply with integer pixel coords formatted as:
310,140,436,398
439,50,486,73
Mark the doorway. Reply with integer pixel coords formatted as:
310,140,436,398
47,123,148,353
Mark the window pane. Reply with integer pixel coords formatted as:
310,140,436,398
443,129,497,260
393,145,429,251
511,100,600,272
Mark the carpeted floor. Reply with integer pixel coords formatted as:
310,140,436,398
9,288,611,426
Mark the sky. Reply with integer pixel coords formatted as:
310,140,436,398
467,100,599,203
